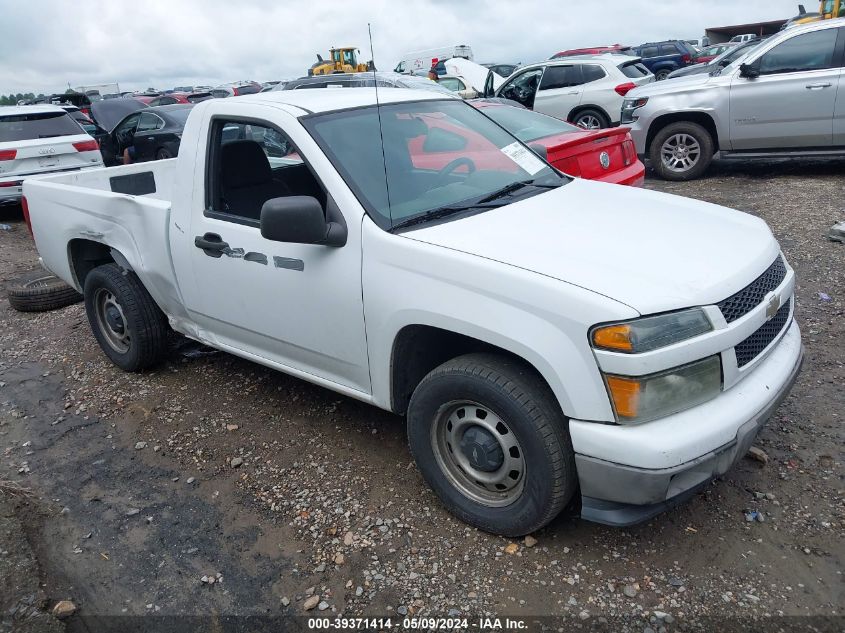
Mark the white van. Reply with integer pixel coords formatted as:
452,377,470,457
394,45,473,75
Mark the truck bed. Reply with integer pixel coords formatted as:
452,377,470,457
23,160,184,316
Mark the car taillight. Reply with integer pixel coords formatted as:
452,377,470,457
0,149,17,161
682,54,691,63
73,139,99,152
21,195,33,236
614,82,637,96
81,108,91,116
0,180,22,187
232,87,240,96
622,137,637,166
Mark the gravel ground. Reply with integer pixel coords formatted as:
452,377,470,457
0,159,843,632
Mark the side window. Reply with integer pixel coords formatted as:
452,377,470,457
137,113,163,132
207,119,325,223
499,68,543,103
438,77,464,92
539,65,580,89
759,29,838,74
658,44,677,56
115,114,141,142
580,65,606,84
641,46,659,58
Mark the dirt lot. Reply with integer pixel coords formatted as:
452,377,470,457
0,160,843,632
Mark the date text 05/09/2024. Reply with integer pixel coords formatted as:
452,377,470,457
307,617,528,630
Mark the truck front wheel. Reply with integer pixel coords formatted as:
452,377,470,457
83,263,168,372
649,121,714,181
407,353,577,536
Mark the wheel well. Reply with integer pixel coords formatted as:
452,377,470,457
645,112,719,155
390,325,553,415
68,239,115,289
568,104,611,126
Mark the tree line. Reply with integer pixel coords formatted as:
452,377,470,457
0,93,45,105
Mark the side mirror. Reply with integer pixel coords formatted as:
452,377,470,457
739,62,760,79
260,196,347,247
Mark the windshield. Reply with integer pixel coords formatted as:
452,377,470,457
711,41,761,74
0,111,82,141
304,99,566,230
481,105,579,142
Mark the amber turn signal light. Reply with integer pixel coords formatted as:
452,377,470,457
592,324,633,352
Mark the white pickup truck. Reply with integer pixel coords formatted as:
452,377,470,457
23,89,803,536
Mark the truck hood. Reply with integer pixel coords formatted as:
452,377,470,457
406,178,778,315
628,72,716,98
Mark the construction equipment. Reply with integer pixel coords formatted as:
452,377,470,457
820,0,845,17
308,47,373,76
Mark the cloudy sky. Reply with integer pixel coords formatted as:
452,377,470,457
1,0,802,95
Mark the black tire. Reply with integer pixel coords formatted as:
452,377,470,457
649,121,714,181
83,263,168,372
571,108,609,130
655,69,672,81
407,353,577,536
156,148,173,160
7,271,82,312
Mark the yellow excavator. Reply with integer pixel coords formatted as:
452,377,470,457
308,47,374,76
784,1,844,28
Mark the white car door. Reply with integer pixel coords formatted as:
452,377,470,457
729,26,840,150
178,107,371,395
532,64,584,120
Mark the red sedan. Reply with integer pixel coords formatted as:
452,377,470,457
475,100,644,186
405,101,644,187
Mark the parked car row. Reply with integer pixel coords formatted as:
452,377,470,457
552,39,699,80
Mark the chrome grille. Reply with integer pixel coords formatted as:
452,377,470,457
717,256,787,323
734,301,791,368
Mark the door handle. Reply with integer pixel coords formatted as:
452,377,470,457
805,83,832,89
147,136,155,141
194,233,229,258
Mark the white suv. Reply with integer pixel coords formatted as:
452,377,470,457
0,105,103,206
491,55,654,129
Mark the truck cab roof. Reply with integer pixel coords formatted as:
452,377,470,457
236,87,458,116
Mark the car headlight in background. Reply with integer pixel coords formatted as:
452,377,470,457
591,308,713,353
621,96,649,124
604,355,722,424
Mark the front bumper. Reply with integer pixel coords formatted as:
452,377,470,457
573,320,803,526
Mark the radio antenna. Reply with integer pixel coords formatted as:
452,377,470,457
368,22,392,221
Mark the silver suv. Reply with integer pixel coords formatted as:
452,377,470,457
623,19,845,180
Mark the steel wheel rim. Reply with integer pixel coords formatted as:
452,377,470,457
430,401,525,507
660,133,701,173
577,114,601,130
93,288,131,354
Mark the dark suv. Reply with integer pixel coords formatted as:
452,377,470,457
632,40,697,80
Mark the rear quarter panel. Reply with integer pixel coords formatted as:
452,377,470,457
23,161,188,319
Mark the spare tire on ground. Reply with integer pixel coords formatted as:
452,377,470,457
7,270,83,312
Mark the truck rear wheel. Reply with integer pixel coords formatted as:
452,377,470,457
83,263,168,372
650,121,714,181
407,353,577,536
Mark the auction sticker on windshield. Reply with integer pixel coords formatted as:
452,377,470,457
500,142,545,176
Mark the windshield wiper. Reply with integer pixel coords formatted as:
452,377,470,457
391,180,561,232
391,206,473,231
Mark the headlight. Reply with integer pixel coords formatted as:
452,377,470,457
622,97,649,110
591,309,713,353
621,97,649,123
604,355,722,424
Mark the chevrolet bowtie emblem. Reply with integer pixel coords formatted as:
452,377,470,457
765,294,780,320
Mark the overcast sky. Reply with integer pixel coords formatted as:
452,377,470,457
1,0,802,95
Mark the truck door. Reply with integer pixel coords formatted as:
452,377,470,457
177,111,371,395
729,27,840,150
